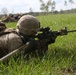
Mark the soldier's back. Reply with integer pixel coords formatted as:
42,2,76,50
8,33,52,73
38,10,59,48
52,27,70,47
0,32,23,58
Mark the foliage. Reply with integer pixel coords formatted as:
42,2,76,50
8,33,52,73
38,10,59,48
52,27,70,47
40,0,52,13
0,13,76,75
1,7,9,15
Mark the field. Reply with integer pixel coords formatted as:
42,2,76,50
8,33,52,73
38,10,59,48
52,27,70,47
0,14,76,75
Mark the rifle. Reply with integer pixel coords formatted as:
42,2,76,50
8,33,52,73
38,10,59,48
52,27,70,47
35,27,76,44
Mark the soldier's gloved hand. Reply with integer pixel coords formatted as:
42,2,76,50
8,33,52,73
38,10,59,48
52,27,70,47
24,39,48,58
36,39,48,53
24,39,48,54
24,40,38,54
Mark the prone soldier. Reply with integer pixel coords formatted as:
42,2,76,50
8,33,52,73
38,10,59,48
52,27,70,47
0,15,57,62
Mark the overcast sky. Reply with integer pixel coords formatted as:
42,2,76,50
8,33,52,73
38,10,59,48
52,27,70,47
0,0,76,14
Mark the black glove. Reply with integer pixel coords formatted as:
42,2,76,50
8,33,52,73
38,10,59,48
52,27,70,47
24,39,48,57
24,40,38,54
36,39,47,48
36,39,48,53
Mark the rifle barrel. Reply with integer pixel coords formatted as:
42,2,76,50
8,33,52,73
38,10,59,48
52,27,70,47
67,30,76,33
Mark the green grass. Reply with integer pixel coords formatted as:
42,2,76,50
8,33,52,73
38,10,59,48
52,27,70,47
0,13,76,75
6,22,17,28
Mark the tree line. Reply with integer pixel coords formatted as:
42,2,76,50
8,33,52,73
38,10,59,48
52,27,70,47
0,0,75,15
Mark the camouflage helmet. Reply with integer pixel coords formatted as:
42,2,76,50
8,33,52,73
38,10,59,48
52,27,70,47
17,15,40,35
